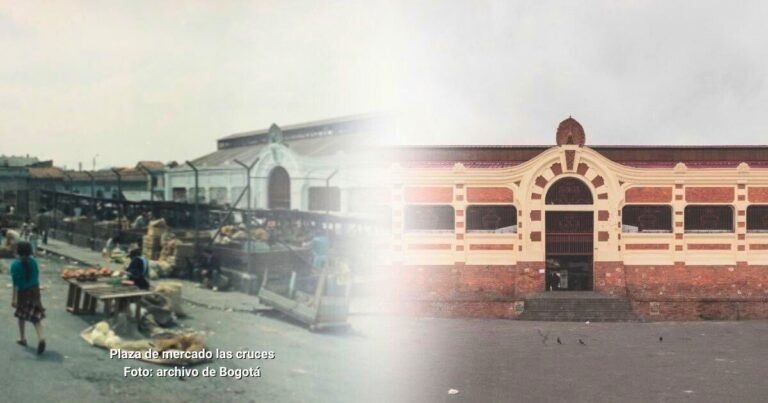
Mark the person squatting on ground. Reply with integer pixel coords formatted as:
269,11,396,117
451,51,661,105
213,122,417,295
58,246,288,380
201,247,222,291
126,247,151,290
11,241,46,354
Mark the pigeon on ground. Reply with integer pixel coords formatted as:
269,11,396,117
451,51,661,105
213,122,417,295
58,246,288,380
659,336,663,342
557,337,562,344
578,339,585,345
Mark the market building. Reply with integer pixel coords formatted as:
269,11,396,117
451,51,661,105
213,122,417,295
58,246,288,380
389,117,768,320
164,114,385,216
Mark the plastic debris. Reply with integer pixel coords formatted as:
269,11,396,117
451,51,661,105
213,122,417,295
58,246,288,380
448,389,459,395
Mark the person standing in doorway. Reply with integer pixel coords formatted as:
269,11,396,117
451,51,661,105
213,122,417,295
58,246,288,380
11,241,46,354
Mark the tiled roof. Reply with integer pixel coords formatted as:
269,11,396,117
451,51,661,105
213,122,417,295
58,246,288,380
391,145,768,168
136,161,165,171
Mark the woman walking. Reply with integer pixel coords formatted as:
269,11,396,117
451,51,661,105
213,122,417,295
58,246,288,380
11,241,46,354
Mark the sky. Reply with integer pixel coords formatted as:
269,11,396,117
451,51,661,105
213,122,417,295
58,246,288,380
1,1,768,169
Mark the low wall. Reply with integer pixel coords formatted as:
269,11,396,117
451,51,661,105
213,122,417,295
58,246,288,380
392,262,768,321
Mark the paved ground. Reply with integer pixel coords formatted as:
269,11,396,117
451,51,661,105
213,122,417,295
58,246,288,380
1,249,766,402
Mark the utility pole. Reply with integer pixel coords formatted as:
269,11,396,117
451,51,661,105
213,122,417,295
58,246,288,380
84,171,96,248
137,163,155,201
234,158,259,275
185,161,200,259
111,168,123,218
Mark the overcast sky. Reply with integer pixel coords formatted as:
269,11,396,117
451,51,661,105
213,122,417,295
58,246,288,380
2,1,767,169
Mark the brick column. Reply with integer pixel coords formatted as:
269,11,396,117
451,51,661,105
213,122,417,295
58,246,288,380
673,182,685,262
454,183,466,264
735,182,748,263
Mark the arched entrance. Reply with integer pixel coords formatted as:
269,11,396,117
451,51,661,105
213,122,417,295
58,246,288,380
268,167,291,209
544,177,594,291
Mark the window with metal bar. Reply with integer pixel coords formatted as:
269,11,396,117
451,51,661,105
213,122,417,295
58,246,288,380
404,205,455,232
308,187,341,212
466,205,517,233
684,205,734,233
747,205,768,232
621,205,672,233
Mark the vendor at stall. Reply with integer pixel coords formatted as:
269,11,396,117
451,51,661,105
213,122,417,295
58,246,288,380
125,248,150,290
305,229,330,270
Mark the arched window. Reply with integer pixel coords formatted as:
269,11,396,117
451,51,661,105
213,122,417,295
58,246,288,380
545,177,593,205
268,167,291,209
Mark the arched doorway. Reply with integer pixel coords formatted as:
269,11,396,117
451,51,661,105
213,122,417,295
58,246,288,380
268,167,291,209
544,177,594,291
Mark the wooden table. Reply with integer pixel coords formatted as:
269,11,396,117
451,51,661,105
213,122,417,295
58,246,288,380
65,279,153,323
66,278,112,314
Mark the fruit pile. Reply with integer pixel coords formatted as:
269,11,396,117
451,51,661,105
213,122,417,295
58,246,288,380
62,266,113,281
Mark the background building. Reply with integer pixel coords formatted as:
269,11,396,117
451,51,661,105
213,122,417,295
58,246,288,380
165,114,386,216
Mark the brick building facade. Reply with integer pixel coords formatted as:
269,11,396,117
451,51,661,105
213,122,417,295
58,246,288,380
388,118,768,320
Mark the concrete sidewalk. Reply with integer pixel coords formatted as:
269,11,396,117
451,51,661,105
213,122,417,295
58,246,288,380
37,238,124,271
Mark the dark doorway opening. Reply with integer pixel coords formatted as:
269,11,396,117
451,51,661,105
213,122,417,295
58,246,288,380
268,167,291,210
545,211,594,291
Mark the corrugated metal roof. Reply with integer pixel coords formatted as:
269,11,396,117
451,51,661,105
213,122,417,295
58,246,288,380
218,113,379,141
181,133,362,170
187,144,266,169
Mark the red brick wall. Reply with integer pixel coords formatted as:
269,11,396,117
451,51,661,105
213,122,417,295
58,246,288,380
625,244,669,250
466,187,515,203
685,187,734,203
594,261,626,296
747,187,768,202
625,187,673,203
625,264,767,301
390,261,768,321
516,261,545,296
394,265,517,302
403,186,453,203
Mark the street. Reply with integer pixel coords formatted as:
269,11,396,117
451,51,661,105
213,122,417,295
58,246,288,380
1,255,767,403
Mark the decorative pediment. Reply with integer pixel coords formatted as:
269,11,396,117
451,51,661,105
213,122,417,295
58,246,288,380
556,117,586,146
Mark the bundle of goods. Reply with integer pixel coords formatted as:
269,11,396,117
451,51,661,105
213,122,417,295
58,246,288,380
147,218,169,236
142,236,162,260
154,334,206,354
154,281,186,317
81,319,210,365
149,260,173,279
158,237,177,264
